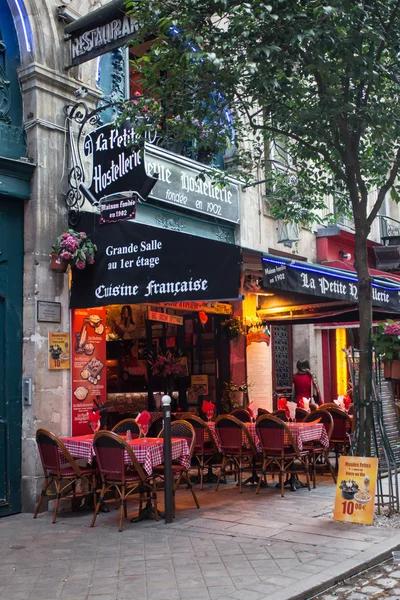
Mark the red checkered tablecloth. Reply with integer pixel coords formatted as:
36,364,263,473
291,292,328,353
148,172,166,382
208,422,262,453
207,421,328,453
60,435,190,475
286,422,329,451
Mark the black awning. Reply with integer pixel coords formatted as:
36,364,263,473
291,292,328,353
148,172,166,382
65,0,126,35
262,253,400,313
70,212,241,309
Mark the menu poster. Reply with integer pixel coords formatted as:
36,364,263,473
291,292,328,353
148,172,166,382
333,456,378,525
191,375,208,395
71,307,107,435
48,332,70,370
246,341,272,412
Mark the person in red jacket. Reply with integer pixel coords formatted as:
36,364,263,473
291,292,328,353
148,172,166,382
292,359,322,406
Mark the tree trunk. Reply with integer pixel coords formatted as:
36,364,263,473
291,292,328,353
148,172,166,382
353,224,373,457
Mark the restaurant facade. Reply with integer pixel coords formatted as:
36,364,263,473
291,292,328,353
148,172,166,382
4,0,400,514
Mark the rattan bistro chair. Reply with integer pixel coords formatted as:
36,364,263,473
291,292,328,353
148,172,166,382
302,409,336,487
214,415,257,493
111,419,142,438
178,414,220,489
320,406,352,471
91,431,158,531
230,409,251,422
255,415,311,496
34,428,97,524
156,420,200,513
295,407,309,420
147,414,163,438
272,409,289,422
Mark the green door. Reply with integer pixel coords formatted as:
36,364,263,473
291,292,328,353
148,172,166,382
0,198,23,516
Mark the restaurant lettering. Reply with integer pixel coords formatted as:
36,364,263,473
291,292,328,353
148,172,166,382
70,16,140,66
70,213,240,309
145,144,240,224
82,122,158,204
263,259,400,310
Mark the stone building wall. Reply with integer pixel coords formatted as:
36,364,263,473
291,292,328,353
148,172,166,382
12,0,103,510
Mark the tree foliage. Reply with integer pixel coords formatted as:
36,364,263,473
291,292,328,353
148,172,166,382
126,0,400,455
126,0,400,226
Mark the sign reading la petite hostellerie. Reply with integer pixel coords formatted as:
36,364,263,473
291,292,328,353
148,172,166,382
262,258,400,311
70,212,241,309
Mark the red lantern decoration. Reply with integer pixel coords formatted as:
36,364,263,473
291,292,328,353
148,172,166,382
199,311,208,325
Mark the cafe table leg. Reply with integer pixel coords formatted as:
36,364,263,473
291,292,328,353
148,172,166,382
131,488,165,522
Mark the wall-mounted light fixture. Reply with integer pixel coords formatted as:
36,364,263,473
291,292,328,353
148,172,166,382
340,250,352,260
57,4,80,24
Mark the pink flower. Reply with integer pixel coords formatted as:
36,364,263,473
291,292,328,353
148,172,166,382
88,257,94,264
60,251,72,260
384,323,400,335
75,260,86,270
60,236,79,252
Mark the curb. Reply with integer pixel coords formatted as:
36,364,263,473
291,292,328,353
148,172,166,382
268,531,400,600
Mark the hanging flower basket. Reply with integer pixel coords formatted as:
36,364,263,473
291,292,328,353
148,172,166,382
51,229,97,270
373,321,400,380
49,252,68,273
221,316,244,340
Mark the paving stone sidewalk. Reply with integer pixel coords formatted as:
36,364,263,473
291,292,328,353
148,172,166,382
1,476,400,600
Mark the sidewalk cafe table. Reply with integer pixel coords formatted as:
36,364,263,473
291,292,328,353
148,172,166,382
60,434,190,474
285,421,329,490
208,420,329,489
60,434,190,520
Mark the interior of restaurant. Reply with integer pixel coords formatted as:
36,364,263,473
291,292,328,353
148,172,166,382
100,302,234,427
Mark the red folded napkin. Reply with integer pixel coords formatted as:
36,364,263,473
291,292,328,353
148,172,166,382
136,410,151,426
277,398,287,410
202,400,215,413
88,410,101,423
343,395,351,410
248,402,256,418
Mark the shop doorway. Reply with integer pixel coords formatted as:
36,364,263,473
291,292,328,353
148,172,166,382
0,199,23,516
100,306,230,428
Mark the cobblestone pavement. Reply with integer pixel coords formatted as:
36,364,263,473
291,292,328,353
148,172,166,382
1,475,400,600
313,559,400,600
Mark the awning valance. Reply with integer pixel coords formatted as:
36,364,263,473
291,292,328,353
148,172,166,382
70,212,241,309
262,253,400,313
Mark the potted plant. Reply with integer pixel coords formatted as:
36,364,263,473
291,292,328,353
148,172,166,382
221,316,244,340
222,381,250,409
51,229,97,272
148,350,187,396
372,321,400,379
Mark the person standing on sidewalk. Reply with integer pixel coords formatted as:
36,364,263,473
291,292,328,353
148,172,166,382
292,359,322,406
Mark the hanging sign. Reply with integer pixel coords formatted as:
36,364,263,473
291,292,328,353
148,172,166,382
65,1,141,68
71,307,107,436
148,310,183,325
80,123,158,207
99,195,137,224
333,456,378,525
70,212,241,309
48,332,70,370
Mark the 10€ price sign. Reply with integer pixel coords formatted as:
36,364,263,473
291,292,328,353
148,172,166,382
333,456,378,525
